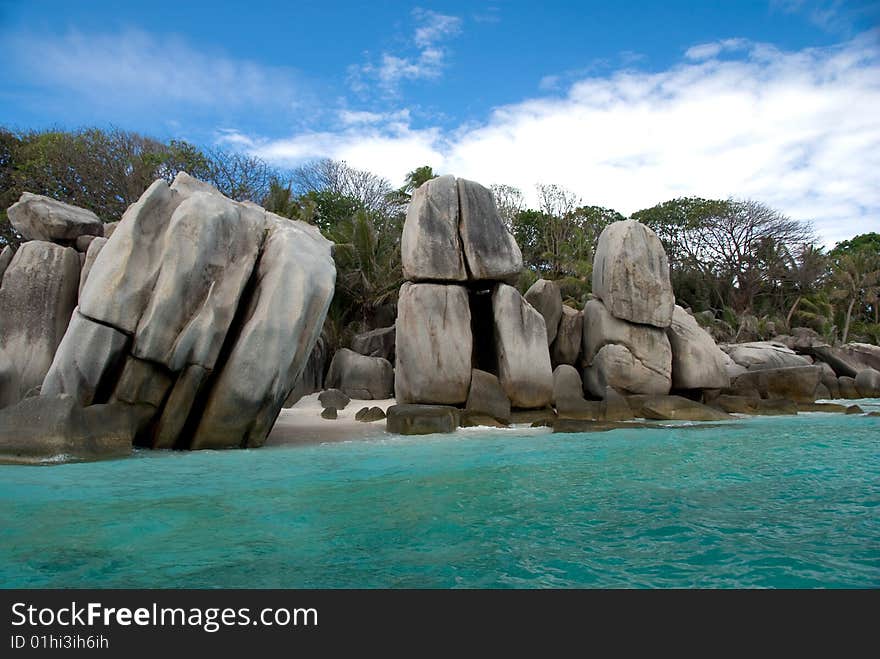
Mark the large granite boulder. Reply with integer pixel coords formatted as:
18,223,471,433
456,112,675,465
465,369,511,424
0,395,153,464
591,220,674,328
553,365,601,419
401,175,466,281
395,282,473,404
41,309,128,406
492,283,553,409
78,237,107,297
854,368,880,397
386,404,459,435
723,342,811,371
7,193,104,243
0,241,79,407
43,173,335,450
318,388,351,411
810,343,880,377
730,365,821,403
582,299,672,397
0,245,13,281
838,376,859,399
524,279,562,345
551,305,582,366
667,305,730,390
351,324,396,362
325,348,394,400
635,395,733,421
457,178,522,282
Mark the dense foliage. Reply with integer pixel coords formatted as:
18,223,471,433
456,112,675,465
1,127,878,347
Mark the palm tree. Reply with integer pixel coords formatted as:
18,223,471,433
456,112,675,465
784,244,827,329
387,165,437,204
830,251,880,344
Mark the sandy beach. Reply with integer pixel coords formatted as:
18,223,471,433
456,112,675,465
265,393,396,446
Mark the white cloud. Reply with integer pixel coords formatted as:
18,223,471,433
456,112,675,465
245,32,880,246
685,38,751,60
2,29,308,114
413,9,462,48
351,9,462,92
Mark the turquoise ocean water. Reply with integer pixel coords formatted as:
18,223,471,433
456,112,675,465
2,403,878,588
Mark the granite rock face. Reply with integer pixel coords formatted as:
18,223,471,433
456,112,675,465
582,299,672,397
667,305,730,390
0,241,80,408
351,324,396,363
722,342,811,371
591,220,674,328
524,279,563,345
401,175,466,282
854,368,880,397
465,369,511,424
493,283,554,409
7,192,104,243
41,173,335,450
395,283,473,404
456,178,523,283
551,305,582,366
386,404,459,435
325,348,394,400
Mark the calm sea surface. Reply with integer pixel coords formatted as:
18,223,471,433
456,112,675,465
2,401,878,588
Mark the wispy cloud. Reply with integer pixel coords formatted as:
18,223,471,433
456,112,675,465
770,0,880,36
241,32,880,246
685,38,751,60
1,28,312,126
350,9,462,93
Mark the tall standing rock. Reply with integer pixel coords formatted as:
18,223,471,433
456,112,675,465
492,283,553,408
582,299,672,397
43,173,335,451
667,305,730,390
524,279,563,345
7,193,104,243
401,175,466,281
457,178,522,282
592,220,674,328
395,283,473,404
0,241,79,407
551,305,583,366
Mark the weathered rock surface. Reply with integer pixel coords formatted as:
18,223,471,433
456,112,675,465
103,221,119,239
667,305,730,390
457,178,522,282
524,279,562,345
356,406,386,422
0,245,14,280
591,220,674,327
324,348,394,400
401,175,466,281
552,365,601,419
493,283,553,409
854,368,880,397
351,324,396,362
321,407,337,420
43,173,335,451
582,299,672,397
550,305,582,366
0,241,79,407
7,193,104,243
285,333,328,407
319,388,351,411
730,365,820,403
465,369,511,424
395,283,473,404
723,342,811,371
602,386,633,421
0,395,153,464
710,395,799,416
636,395,733,421
78,237,107,297
812,344,880,377
386,404,459,435
838,376,859,399
75,234,99,252
41,309,128,406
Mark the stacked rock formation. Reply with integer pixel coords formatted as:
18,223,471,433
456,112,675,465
394,175,553,412
23,173,334,451
0,194,109,408
582,220,729,397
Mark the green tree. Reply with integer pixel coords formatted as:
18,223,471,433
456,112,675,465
830,251,880,343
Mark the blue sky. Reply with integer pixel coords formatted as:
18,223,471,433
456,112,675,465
1,0,879,244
